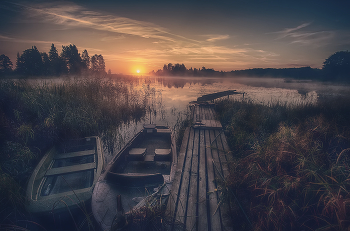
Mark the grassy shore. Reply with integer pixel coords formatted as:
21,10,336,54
0,78,147,227
215,96,350,231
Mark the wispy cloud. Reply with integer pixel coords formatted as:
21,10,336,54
2,1,286,70
274,22,312,39
100,36,125,42
271,22,334,47
204,34,230,42
0,34,67,46
13,2,200,45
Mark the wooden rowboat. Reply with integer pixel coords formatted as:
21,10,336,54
25,136,104,214
92,124,176,231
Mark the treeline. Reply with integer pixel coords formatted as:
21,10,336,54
0,44,107,77
150,50,350,82
150,63,221,77
151,64,322,79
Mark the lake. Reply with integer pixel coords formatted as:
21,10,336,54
104,75,350,162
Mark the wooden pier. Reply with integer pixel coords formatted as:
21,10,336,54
166,104,233,231
196,90,243,102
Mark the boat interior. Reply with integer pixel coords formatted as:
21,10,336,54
106,126,173,187
39,137,98,197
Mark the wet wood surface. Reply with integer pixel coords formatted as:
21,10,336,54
166,104,233,231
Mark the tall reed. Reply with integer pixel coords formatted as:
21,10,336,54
216,96,350,231
0,77,147,228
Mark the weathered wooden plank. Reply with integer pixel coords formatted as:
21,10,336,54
198,129,208,231
175,128,195,225
186,129,200,231
205,130,222,231
203,106,208,120
209,107,215,120
209,130,225,229
55,149,95,159
214,130,229,178
219,132,231,164
190,105,195,122
195,105,200,122
203,106,209,120
166,127,190,220
197,90,241,102
215,130,234,231
45,162,96,176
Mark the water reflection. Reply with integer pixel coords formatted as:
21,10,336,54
103,75,350,162
23,75,350,162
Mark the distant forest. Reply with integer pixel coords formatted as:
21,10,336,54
0,44,108,77
1,48,350,81
150,51,350,82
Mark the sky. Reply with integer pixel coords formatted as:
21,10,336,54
0,0,350,74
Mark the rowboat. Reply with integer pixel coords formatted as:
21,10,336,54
25,136,104,214
91,124,176,231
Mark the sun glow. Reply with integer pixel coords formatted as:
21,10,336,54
136,70,140,73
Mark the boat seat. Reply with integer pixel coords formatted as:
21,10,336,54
55,149,95,159
106,172,164,187
154,149,171,161
144,154,155,162
128,148,146,160
45,162,96,176
156,128,171,134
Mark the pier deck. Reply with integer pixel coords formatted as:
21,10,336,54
166,104,233,231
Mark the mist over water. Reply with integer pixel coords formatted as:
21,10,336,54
102,75,350,163
21,75,350,162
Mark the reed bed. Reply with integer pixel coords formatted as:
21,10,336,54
215,96,350,231
0,78,147,229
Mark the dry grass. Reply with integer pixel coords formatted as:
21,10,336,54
0,78,148,229
216,96,350,231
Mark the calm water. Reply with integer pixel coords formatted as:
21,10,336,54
104,75,350,162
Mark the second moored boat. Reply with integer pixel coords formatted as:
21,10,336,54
92,124,177,231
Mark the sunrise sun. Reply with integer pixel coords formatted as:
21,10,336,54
136,70,140,73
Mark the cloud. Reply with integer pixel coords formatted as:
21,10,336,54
15,2,199,45
0,34,67,46
3,2,285,70
100,35,125,42
0,35,13,40
271,22,334,47
0,34,102,55
274,22,312,39
204,34,230,42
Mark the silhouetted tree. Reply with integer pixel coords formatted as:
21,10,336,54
41,52,50,76
91,55,98,73
97,55,106,74
172,63,187,75
323,51,350,81
49,43,66,75
16,46,43,76
0,54,13,75
81,49,90,72
167,63,173,72
61,44,83,75
91,54,105,75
